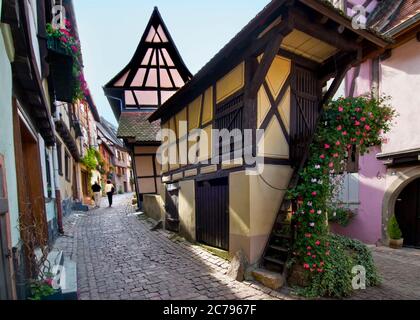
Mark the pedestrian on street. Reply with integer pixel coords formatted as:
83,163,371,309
105,180,115,208
91,181,102,208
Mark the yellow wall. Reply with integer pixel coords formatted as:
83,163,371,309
229,165,293,263
216,62,245,103
257,55,291,159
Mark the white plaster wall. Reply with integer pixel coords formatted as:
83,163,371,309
380,38,420,154
0,17,20,246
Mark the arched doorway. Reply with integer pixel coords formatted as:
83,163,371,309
395,178,420,248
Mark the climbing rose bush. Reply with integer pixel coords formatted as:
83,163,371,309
288,95,396,277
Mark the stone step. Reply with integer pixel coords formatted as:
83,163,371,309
252,268,285,290
61,259,78,300
72,202,89,212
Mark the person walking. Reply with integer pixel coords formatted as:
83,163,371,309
104,180,115,208
91,181,102,208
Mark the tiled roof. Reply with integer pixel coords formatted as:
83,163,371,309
117,112,161,143
368,0,420,34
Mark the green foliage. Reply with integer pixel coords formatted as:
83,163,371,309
387,215,402,240
29,280,57,300
287,94,395,290
294,234,380,298
81,147,104,195
327,207,355,227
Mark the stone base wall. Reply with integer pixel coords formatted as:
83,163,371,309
143,195,165,222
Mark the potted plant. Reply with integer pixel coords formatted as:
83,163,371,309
29,279,62,301
388,215,404,249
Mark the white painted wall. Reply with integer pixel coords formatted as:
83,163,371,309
380,38,420,154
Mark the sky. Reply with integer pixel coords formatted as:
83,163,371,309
73,0,271,125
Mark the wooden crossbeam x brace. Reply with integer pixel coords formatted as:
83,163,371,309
246,24,293,99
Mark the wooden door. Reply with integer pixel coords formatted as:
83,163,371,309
395,178,420,248
0,155,14,300
196,177,229,250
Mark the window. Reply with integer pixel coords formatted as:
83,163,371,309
57,141,63,176
65,152,71,181
45,150,52,198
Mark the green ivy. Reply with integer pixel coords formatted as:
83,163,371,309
287,94,395,296
81,147,104,194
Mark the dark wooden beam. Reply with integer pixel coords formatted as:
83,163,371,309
298,0,389,48
290,8,362,52
318,51,358,82
247,31,286,98
320,64,351,108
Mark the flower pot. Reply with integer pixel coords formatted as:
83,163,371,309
389,238,404,249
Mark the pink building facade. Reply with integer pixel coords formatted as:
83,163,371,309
332,0,420,246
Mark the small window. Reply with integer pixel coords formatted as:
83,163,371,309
45,150,52,198
57,141,63,176
65,152,71,182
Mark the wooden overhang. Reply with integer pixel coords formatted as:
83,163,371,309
149,0,390,123
54,119,80,161
1,0,55,146
377,148,420,167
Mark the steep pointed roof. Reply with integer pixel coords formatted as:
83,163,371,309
104,7,192,121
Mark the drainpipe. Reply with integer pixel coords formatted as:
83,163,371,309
52,103,64,234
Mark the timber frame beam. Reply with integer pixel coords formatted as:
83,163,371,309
246,22,293,99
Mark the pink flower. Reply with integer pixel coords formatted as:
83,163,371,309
324,144,330,149
310,209,315,214
307,246,312,250
364,124,371,131
360,117,366,122
320,261,325,266
313,264,317,268
312,255,316,259
333,153,339,158
355,108,361,112
336,125,342,131
342,131,347,136
71,45,79,53
60,36,68,43
320,154,325,159
338,106,344,112
315,240,321,246
317,268,323,273
329,162,334,168
305,233,312,238
336,141,341,146
311,191,317,196
307,252,312,256
356,131,361,136
355,120,361,126
303,263,310,269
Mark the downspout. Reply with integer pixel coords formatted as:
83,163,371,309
52,103,64,234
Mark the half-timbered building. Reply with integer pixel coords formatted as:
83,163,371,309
148,0,389,266
104,7,192,207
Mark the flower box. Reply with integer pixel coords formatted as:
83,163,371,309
47,37,75,103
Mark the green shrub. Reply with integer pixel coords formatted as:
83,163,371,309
327,207,356,227
387,215,402,240
293,234,380,298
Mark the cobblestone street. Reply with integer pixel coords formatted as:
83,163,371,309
53,194,420,300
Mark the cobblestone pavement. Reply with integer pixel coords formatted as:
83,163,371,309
349,246,420,300
53,194,291,300
53,194,420,300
